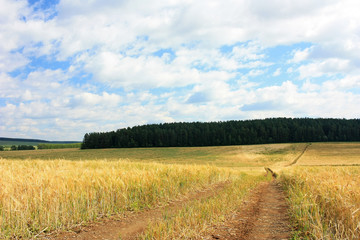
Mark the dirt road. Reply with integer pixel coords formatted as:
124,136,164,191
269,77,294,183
203,181,291,240
40,176,291,240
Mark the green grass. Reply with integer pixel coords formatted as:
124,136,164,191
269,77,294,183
37,143,81,149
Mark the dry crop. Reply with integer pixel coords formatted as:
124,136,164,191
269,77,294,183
140,174,269,239
296,143,360,166
0,143,307,168
281,167,360,239
0,159,235,239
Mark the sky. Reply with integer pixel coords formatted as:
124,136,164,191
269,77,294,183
1,0,360,141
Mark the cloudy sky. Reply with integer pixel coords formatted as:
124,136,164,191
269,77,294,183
1,0,360,141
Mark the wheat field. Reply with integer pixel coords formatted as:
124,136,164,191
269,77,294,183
281,166,360,239
0,159,239,239
1,143,360,239
0,143,296,239
281,143,360,239
295,142,360,166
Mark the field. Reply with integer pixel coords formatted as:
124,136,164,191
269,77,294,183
0,142,359,239
0,143,305,168
280,142,360,239
294,142,360,166
281,167,360,239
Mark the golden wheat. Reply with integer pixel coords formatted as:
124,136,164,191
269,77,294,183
139,174,269,239
296,143,360,166
281,167,360,239
0,159,235,239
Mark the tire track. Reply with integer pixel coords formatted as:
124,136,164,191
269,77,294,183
203,181,291,240
39,181,230,240
287,143,310,166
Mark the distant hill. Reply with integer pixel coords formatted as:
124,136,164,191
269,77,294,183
0,137,80,146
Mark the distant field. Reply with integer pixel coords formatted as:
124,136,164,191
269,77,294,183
37,143,81,149
295,142,360,166
0,143,306,168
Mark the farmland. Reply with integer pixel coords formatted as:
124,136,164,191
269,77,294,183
0,142,359,239
293,142,360,166
281,166,360,239
0,143,305,168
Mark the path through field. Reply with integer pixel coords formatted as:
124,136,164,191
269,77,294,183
287,143,310,166
42,180,291,240
203,181,291,240
40,182,229,240
38,142,302,240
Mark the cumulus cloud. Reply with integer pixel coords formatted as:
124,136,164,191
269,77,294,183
297,58,353,79
1,0,360,140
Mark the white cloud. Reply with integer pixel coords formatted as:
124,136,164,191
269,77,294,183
297,58,353,79
322,76,360,90
248,69,265,77
84,51,201,89
0,51,29,72
1,0,360,140
83,48,246,90
231,43,265,61
289,48,312,63
301,79,320,92
70,92,122,107
273,68,281,76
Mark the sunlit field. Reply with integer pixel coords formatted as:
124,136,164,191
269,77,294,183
0,159,245,239
1,142,360,239
0,143,306,168
295,142,360,166
140,175,268,239
281,167,360,239
0,143,299,239
280,143,360,239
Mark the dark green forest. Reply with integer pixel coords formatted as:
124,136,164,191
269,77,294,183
81,118,360,149
10,145,35,151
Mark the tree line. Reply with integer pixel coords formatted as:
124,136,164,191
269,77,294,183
9,145,36,150
81,118,360,149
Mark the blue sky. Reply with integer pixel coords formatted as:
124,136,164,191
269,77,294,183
1,0,360,141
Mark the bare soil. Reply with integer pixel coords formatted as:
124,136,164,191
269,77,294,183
202,181,291,240
38,181,229,240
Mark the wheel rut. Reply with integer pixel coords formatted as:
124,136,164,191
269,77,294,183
204,181,291,240
287,143,310,166
39,181,229,240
